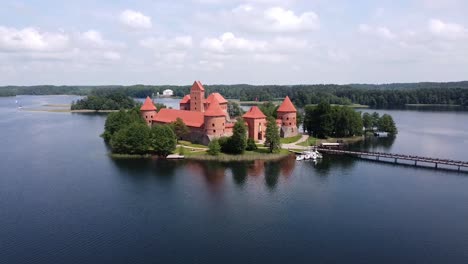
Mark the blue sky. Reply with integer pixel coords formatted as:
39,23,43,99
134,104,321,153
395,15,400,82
1,0,468,85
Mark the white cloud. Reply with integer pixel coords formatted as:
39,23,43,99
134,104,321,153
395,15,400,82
253,53,288,63
359,24,397,40
376,27,397,40
0,26,69,52
140,36,193,50
119,10,152,29
200,32,267,53
428,19,466,39
231,6,319,33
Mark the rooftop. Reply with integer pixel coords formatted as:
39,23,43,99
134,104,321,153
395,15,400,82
277,96,296,112
243,106,266,119
153,109,204,127
140,96,157,111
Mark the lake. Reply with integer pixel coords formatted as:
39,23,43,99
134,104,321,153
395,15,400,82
1,96,468,264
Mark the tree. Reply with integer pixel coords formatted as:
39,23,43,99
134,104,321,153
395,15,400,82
371,112,380,128
362,112,373,131
170,118,190,140
227,101,243,118
246,138,258,151
264,117,281,153
101,109,143,142
229,121,247,154
150,125,177,157
155,103,167,112
259,101,278,118
110,123,150,154
377,114,398,135
296,111,304,129
207,139,221,155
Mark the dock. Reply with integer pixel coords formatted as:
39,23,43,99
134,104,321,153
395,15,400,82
317,148,468,172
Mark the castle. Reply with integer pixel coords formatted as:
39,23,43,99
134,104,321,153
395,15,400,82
140,81,298,144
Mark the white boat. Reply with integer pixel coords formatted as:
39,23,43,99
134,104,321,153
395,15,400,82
296,155,305,161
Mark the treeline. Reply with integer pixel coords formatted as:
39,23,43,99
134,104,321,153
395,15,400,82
3,81,468,108
71,90,137,110
303,102,397,138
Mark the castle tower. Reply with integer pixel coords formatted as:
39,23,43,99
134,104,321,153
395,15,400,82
276,96,298,138
140,96,157,126
243,106,267,141
204,100,226,138
190,80,205,112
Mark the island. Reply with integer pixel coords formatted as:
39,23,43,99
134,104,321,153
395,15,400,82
101,80,398,161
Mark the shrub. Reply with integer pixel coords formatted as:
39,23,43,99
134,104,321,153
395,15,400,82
208,139,221,156
246,138,258,151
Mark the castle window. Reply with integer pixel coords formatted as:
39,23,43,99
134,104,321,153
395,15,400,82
289,122,292,126
287,117,289,120
146,115,148,118
222,123,224,126
212,123,215,127
151,116,153,118
214,130,216,133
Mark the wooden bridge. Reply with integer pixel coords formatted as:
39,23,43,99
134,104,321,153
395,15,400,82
316,148,468,172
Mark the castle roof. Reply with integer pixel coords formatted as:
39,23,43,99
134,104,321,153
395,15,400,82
206,93,227,104
153,109,204,128
140,96,157,111
191,80,205,91
243,106,266,119
204,99,225,117
277,96,296,112
180,94,191,104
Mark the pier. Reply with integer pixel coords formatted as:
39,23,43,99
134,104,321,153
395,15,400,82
316,148,468,172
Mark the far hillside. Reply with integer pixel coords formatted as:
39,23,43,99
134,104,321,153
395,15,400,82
2,81,468,108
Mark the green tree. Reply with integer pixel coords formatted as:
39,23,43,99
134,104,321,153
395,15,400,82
227,101,244,117
207,139,221,155
155,103,167,112
371,112,380,128
229,121,247,154
264,117,281,153
377,114,398,135
101,109,143,142
259,101,278,118
362,112,373,131
170,118,190,140
150,125,177,157
246,138,258,151
110,122,150,154
296,111,304,129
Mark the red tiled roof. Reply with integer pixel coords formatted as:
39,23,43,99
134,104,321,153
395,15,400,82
206,93,227,104
191,80,205,91
204,99,225,117
140,96,157,111
277,96,296,112
243,106,266,119
180,94,191,104
153,109,204,127
225,123,235,128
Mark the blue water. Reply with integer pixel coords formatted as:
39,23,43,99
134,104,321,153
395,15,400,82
1,96,468,264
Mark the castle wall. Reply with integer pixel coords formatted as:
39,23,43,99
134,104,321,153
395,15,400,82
190,90,204,112
141,110,157,126
245,118,266,141
204,116,226,138
278,112,298,138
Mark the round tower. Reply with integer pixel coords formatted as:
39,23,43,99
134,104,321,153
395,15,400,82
276,96,298,138
140,96,157,126
204,100,226,138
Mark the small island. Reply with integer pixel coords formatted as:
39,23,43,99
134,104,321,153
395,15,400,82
101,80,397,161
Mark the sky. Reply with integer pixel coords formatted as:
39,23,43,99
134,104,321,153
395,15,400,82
1,0,468,85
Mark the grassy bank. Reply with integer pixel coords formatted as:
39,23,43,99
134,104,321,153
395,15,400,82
185,149,291,162
280,134,302,144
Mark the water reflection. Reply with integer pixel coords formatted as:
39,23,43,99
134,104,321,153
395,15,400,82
351,136,396,151
110,155,298,190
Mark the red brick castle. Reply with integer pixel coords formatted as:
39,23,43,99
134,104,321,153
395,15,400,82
140,81,298,144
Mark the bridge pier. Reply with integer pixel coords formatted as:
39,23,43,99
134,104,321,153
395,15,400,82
394,158,397,164
459,166,461,172
435,163,438,169
414,160,417,166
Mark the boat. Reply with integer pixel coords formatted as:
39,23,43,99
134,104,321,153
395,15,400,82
296,155,305,161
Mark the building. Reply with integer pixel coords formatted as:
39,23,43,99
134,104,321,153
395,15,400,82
162,89,174,97
140,81,298,144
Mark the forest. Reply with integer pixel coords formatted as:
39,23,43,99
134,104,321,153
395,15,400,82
2,81,468,108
